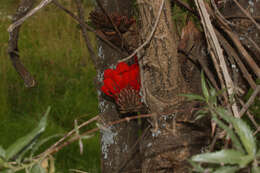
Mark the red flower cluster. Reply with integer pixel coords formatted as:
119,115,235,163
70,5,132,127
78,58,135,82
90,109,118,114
101,61,140,100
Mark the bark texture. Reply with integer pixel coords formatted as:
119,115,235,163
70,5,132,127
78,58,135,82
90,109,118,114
137,0,210,172
96,1,141,173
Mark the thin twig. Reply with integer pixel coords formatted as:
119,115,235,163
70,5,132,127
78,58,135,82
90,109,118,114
239,85,260,117
246,36,260,56
233,0,260,31
8,0,53,32
239,99,259,136
118,0,165,62
215,29,257,89
42,113,156,156
37,116,100,158
52,0,127,56
195,0,240,117
212,6,260,79
75,0,98,66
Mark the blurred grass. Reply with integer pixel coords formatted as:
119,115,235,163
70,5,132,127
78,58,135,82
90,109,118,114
0,1,100,172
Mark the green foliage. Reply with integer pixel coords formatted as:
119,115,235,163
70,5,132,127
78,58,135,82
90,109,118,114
0,108,50,172
0,1,100,172
172,0,201,35
5,107,50,161
183,72,260,172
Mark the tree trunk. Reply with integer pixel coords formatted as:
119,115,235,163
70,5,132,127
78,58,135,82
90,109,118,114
95,1,141,173
137,0,210,172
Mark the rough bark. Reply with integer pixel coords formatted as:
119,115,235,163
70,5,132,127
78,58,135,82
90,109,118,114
96,1,141,173
137,0,210,172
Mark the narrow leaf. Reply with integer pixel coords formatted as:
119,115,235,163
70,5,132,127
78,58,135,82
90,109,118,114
30,163,46,173
180,94,205,101
213,166,240,173
238,154,254,168
188,160,205,172
231,118,256,156
201,71,209,100
30,134,63,158
216,107,256,155
5,107,51,160
209,87,217,106
194,114,206,121
212,116,244,154
191,149,245,165
0,146,6,159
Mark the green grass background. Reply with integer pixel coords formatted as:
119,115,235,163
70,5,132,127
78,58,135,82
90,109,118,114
0,1,100,172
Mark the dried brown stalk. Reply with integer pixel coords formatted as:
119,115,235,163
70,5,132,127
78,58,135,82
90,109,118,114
215,30,257,89
195,0,240,117
233,0,260,31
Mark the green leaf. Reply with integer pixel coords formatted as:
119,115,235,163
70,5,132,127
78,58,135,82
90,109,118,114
209,87,217,106
215,107,233,122
5,107,51,161
231,118,256,156
194,109,209,120
30,134,63,158
191,149,245,165
201,71,209,100
0,146,6,159
30,163,46,173
188,160,205,172
194,114,207,121
180,94,205,101
213,166,240,173
216,107,256,155
238,154,254,168
212,116,244,154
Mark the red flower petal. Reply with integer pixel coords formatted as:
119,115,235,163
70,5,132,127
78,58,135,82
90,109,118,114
101,85,112,97
103,78,119,95
104,69,115,79
116,62,130,74
113,74,128,90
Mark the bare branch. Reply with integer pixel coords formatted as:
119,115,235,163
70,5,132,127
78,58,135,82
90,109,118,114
233,0,260,31
8,0,37,88
52,0,127,57
239,85,260,117
8,0,53,32
75,0,98,66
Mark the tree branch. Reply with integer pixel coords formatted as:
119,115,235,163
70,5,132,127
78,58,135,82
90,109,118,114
8,0,37,88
